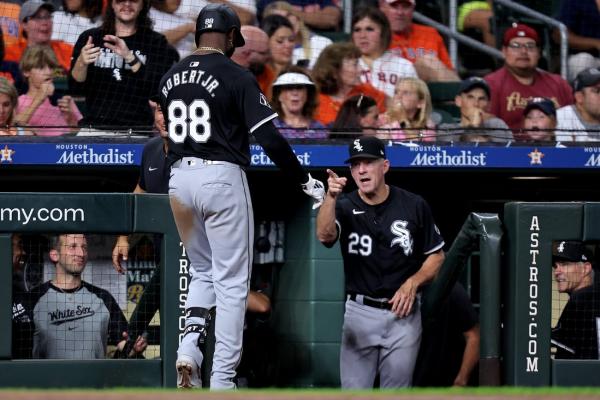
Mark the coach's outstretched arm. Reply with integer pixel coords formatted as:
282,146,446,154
316,169,347,245
253,122,324,207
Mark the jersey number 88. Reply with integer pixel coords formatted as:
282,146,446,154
168,99,212,143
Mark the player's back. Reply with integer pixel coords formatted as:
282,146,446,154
160,53,276,166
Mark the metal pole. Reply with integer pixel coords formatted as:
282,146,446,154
449,0,458,69
343,0,352,34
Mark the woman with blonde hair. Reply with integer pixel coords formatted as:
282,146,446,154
0,77,28,136
263,1,332,69
379,77,436,141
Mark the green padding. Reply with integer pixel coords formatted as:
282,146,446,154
503,202,583,386
276,259,344,301
0,235,11,360
552,360,600,386
427,81,461,102
132,194,174,233
0,193,131,232
275,342,340,387
272,301,343,343
583,203,600,241
0,360,161,388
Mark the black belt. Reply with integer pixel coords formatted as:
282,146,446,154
348,293,392,310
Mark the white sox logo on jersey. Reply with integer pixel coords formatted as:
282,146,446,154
390,220,413,256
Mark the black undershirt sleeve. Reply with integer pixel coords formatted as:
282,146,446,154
253,121,308,185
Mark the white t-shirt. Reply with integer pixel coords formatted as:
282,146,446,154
175,0,256,21
150,7,195,59
359,51,417,98
556,105,600,142
292,33,332,70
52,12,101,46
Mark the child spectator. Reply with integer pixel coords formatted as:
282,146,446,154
330,94,379,138
352,7,416,99
0,77,29,135
378,76,435,141
522,97,557,143
149,0,196,59
271,68,326,139
51,0,102,46
312,42,386,126
15,45,81,135
263,1,332,70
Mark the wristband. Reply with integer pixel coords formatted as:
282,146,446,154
126,52,139,67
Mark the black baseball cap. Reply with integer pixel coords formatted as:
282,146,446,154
344,136,386,163
195,4,245,47
573,67,600,92
552,241,593,263
524,97,556,117
458,77,490,98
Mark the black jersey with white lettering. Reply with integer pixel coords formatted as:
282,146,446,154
552,284,600,359
159,53,277,166
333,186,444,299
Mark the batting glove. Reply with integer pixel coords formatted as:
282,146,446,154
301,173,325,209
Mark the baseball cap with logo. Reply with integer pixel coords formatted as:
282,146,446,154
552,241,593,264
572,67,600,92
524,97,556,117
458,77,490,98
19,0,55,23
503,23,539,46
344,136,386,163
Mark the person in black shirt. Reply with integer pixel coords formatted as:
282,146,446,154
316,135,445,388
551,240,600,359
160,4,324,390
69,0,178,132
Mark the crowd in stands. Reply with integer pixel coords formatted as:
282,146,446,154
0,0,598,143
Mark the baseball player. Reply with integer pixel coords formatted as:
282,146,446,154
316,136,445,388
159,4,325,390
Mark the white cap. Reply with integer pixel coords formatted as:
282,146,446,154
272,72,314,87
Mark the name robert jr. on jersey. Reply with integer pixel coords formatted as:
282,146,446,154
161,61,220,99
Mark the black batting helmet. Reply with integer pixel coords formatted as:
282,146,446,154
195,4,245,48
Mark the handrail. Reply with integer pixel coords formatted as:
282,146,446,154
492,0,569,80
343,0,352,34
414,11,505,62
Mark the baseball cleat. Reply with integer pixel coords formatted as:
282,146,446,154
176,355,201,388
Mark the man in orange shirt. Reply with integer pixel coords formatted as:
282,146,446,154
4,0,73,73
379,0,458,81
232,25,275,97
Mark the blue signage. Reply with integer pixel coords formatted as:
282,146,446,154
1,141,600,169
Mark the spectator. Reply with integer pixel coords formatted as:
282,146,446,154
150,0,195,59
28,233,147,359
51,0,103,46
0,77,29,135
312,42,386,126
484,23,573,138
551,240,600,359
261,14,295,90
352,7,416,99
0,1,22,48
15,46,81,135
69,0,178,133
11,233,34,359
316,136,445,388
271,68,326,139
556,67,600,142
175,0,256,26
556,0,600,82
438,77,512,144
330,94,379,138
4,0,74,74
0,27,25,90
522,97,557,143
413,283,480,387
379,0,458,82
457,0,494,48
231,25,274,95
257,0,341,31
378,76,435,141
263,1,332,70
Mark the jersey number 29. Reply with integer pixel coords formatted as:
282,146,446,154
168,99,211,143
348,233,372,256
